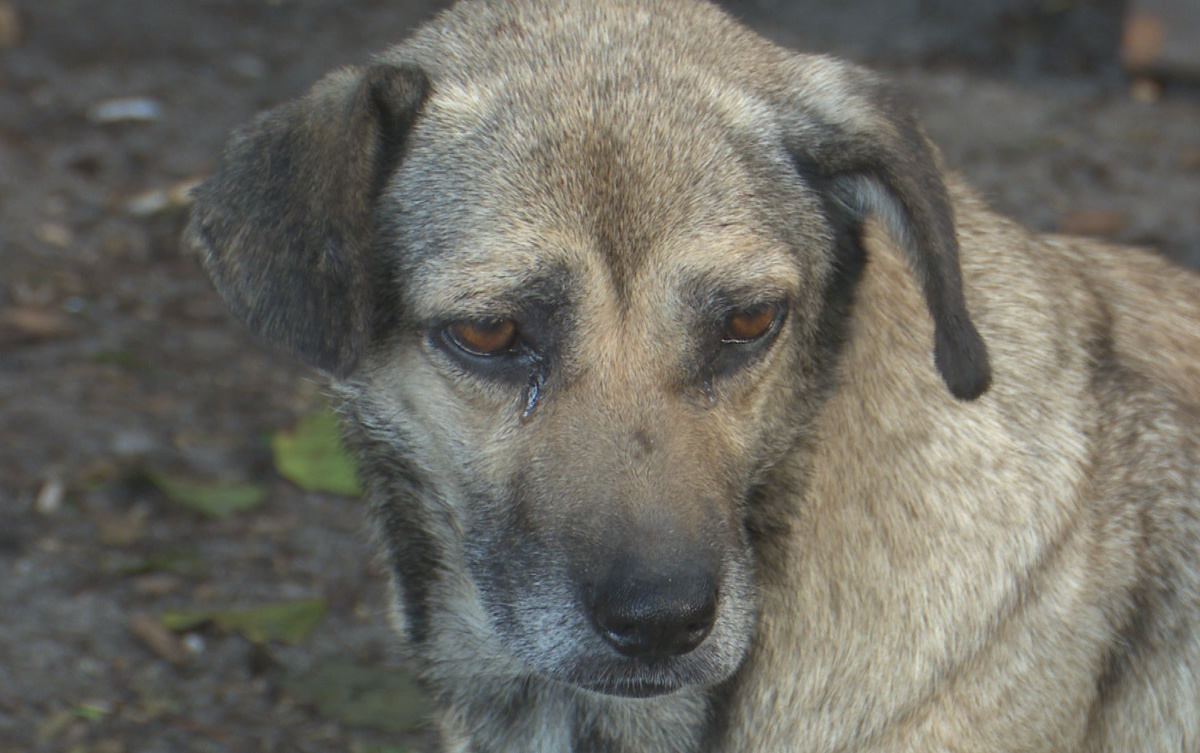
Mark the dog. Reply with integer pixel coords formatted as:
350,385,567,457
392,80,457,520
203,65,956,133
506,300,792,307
185,0,1200,750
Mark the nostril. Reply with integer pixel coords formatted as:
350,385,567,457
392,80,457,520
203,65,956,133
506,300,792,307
685,618,713,642
596,617,646,655
590,574,718,660
678,599,717,651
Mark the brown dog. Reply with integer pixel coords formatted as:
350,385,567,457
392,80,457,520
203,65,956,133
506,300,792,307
186,0,1200,750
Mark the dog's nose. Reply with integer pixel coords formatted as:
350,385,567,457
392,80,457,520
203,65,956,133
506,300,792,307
589,566,718,660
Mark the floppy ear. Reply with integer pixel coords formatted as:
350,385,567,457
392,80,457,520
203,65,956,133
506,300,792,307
186,64,430,378
780,59,991,400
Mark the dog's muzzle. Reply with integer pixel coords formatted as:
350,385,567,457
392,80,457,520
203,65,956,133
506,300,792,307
587,559,719,662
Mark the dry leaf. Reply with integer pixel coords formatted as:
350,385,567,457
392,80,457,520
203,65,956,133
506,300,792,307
129,614,190,667
1058,210,1130,238
0,306,75,345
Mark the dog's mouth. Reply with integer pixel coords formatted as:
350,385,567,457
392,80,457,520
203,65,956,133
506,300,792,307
577,676,683,699
495,601,750,700
546,643,742,699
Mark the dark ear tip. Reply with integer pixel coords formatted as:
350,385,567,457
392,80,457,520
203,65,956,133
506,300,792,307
947,369,992,402
364,64,432,126
364,63,431,94
936,327,992,401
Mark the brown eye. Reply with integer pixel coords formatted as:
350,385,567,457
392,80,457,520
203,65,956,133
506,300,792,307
723,304,779,344
447,320,519,356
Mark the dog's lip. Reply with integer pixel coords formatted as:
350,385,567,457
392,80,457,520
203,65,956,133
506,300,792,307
576,676,683,699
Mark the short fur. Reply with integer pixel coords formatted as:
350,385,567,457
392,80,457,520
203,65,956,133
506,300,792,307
186,0,1200,750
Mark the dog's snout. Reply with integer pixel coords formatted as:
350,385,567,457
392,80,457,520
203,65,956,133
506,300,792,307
589,565,718,660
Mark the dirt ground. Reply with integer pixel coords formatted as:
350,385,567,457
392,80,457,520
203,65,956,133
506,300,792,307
1,1,1197,751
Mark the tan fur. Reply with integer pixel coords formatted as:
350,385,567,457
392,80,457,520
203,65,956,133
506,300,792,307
735,192,1200,751
187,1,1200,750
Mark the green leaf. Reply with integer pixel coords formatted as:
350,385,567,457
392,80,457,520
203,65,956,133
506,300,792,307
73,703,110,722
160,598,328,645
114,550,206,578
149,473,268,518
218,599,329,645
283,660,430,734
271,412,362,497
92,350,143,369
159,608,215,633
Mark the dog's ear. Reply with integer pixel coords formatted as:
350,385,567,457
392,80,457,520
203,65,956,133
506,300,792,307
186,64,430,377
780,59,991,400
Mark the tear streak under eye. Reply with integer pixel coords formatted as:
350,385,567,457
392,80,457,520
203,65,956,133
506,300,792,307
521,358,547,421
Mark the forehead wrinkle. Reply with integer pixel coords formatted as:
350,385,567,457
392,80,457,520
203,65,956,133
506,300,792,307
407,228,588,318
573,239,798,386
636,227,802,310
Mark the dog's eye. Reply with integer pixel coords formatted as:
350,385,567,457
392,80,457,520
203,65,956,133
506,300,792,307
722,304,780,344
446,320,520,356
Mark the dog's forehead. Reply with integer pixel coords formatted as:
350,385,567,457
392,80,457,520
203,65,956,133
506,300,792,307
389,77,805,316
391,109,800,318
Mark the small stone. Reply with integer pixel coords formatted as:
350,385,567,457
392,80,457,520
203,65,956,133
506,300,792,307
1129,77,1163,104
123,176,203,217
182,633,206,656
33,223,73,249
34,479,65,515
87,97,164,125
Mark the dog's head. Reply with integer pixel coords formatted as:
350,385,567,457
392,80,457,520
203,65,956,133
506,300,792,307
187,0,988,699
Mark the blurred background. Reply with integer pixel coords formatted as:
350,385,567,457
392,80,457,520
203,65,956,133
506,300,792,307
1,1,1197,751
